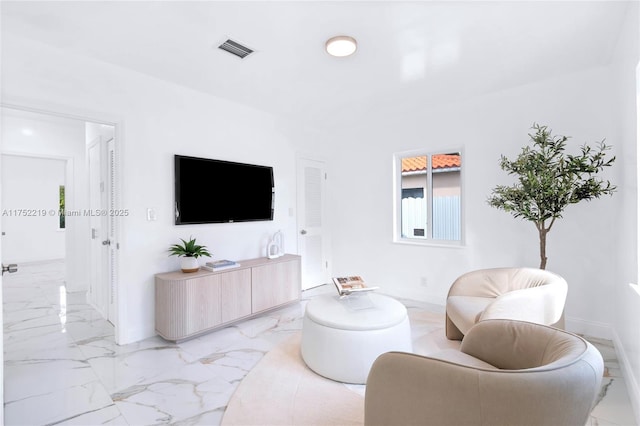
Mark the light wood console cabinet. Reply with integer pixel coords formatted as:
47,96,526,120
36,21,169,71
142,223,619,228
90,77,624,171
155,254,301,341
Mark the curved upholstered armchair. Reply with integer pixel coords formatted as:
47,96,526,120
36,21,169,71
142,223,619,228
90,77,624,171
365,319,604,426
445,267,568,340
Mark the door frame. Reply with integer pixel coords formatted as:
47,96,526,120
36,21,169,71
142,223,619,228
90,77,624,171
0,101,123,343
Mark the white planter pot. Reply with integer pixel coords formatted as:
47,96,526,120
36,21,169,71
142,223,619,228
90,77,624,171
181,256,199,273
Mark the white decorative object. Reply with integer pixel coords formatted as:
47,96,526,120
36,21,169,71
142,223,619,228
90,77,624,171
267,230,284,259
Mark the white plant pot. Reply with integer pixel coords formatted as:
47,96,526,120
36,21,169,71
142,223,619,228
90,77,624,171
181,256,199,273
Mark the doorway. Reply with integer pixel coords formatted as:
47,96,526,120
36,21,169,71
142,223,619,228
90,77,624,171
1,106,119,329
1,154,67,263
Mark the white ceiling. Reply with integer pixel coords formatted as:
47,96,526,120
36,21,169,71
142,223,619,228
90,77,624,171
1,1,632,129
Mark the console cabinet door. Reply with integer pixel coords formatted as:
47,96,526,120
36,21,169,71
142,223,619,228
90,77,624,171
189,275,223,335
221,268,252,323
251,259,301,313
155,274,222,340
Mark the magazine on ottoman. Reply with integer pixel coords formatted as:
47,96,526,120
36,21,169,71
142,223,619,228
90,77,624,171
332,275,378,296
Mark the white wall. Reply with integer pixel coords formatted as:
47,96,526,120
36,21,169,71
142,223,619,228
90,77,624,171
304,64,621,333
1,155,65,262
0,108,89,291
610,2,640,421
295,7,638,417
86,122,115,145
322,57,640,420
1,35,298,344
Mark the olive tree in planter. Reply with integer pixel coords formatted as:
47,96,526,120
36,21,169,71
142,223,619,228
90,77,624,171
487,123,616,270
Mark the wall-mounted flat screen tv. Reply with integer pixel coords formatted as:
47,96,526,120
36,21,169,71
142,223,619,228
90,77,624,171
175,155,274,225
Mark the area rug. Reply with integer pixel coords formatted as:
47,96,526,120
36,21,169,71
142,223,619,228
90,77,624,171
221,332,365,426
221,303,457,426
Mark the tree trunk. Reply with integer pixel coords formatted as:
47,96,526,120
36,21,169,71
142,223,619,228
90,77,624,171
539,227,548,270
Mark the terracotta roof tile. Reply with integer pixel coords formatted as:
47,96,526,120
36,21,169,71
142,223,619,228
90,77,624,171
432,154,461,169
401,156,426,172
402,154,460,172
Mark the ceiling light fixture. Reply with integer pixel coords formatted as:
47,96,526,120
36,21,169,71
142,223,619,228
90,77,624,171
325,35,357,57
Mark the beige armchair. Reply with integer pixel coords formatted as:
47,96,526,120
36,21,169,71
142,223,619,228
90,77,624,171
445,267,568,340
364,319,604,426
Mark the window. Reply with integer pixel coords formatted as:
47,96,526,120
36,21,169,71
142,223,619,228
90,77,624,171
59,185,65,229
394,150,462,244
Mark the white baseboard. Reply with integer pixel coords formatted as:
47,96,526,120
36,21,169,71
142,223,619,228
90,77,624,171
566,316,640,425
611,328,640,426
565,316,613,340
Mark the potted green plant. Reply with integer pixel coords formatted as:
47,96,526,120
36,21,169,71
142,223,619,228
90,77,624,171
168,236,212,273
487,123,616,269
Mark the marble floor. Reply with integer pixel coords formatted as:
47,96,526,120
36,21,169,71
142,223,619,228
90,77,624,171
2,260,637,425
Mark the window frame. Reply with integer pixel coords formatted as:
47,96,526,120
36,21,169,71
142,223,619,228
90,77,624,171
393,147,465,247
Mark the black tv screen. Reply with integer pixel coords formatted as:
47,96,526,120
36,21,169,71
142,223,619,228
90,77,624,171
175,155,274,225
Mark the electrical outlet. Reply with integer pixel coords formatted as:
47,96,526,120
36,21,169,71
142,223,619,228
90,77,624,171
420,277,428,287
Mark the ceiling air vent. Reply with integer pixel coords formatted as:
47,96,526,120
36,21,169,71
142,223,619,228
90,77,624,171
218,39,254,59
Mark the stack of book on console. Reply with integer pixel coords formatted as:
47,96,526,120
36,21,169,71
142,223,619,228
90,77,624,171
202,259,240,271
332,275,378,297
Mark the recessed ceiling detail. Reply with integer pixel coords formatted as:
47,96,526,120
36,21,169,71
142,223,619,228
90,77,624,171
218,39,254,59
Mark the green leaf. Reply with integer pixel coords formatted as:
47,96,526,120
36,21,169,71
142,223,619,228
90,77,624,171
487,123,616,268
168,236,212,259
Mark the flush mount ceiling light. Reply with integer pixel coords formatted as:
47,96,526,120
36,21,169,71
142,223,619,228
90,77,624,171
325,35,357,57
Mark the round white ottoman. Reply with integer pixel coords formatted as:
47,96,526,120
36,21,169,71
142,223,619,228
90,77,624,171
300,293,412,384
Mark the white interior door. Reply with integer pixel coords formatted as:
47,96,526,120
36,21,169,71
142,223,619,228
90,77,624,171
106,138,117,323
88,138,110,321
296,157,329,290
0,149,4,423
